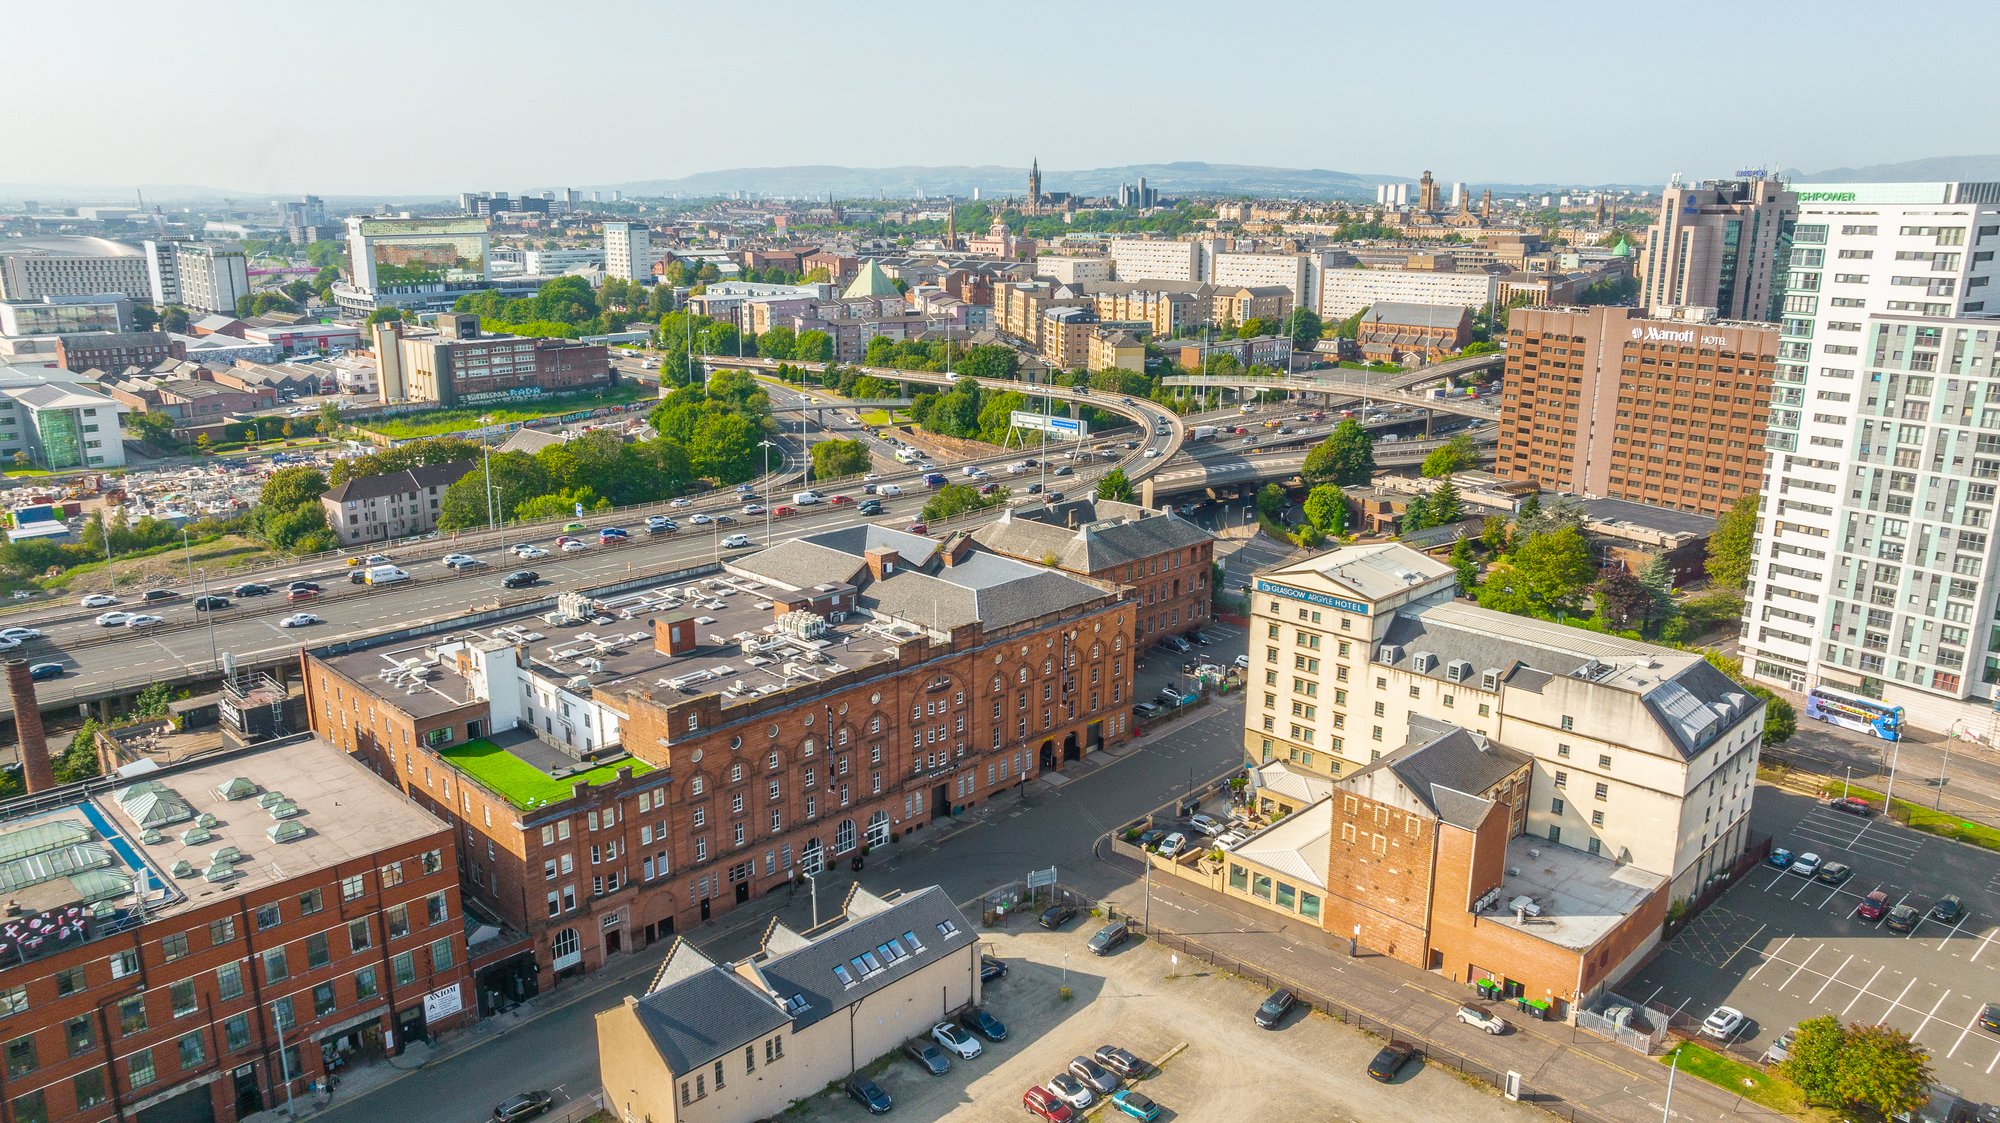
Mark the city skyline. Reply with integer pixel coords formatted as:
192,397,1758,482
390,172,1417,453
12,0,1995,196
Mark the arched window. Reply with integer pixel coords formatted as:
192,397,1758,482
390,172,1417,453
730,763,743,782
835,819,857,854
550,927,581,970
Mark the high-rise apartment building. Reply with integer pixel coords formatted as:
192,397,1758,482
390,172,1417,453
1108,238,1203,283
1496,305,1776,516
0,238,152,302
1742,181,2000,733
602,220,652,283
143,240,252,314
1637,177,1797,322
344,216,490,295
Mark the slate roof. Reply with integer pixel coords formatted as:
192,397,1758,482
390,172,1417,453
757,885,977,1031
1361,301,1473,326
630,964,789,1074
322,460,477,504
864,559,1103,631
1338,715,1531,829
973,501,1214,577
1579,497,1717,539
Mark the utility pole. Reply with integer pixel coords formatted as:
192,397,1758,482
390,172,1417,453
1661,1046,1678,1121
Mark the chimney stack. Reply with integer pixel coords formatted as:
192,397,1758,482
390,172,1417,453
6,660,54,793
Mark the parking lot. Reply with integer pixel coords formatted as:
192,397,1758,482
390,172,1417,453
1628,787,2000,1104
783,917,1542,1122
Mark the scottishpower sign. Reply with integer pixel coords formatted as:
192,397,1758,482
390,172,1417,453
1010,410,1086,440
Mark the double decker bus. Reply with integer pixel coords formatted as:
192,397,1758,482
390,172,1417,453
1804,685,1904,741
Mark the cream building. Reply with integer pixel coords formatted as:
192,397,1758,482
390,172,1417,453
1246,543,1764,899
1108,238,1204,283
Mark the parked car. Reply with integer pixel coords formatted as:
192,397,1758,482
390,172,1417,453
278,613,321,628
961,1007,1007,1041
1038,904,1078,930
980,955,1008,983
845,1076,892,1114
1156,832,1188,860
1816,861,1853,887
28,663,63,680
1931,894,1966,925
1255,988,1296,1029
1132,701,1164,719
932,1021,982,1059
1109,1090,1160,1122
1981,1004,2000,1033
1068,1056,1119,1095
1790,852,1823,878
1214,829,1248,850
192,595,231,611
1157,685,1187,705
1088,921,1130,955
1188,813,1223,836
1234,654,1251,669
1700,1006,1746,1040
1022,1086,1074,1123
1828,795,1876,816
1046,1073,1094,1110
1367,1042,1418,1081
1886,904,1921,933
1455,1004,1507,1034
232,583,270,597
1094,1045,1142,1078
1766,1028,1796,1063
1767,847,1794,869
503,571,539,589
906,1039,950,1076
1136,829,1166,849
1858,890,1891,922
491,1090,553,1121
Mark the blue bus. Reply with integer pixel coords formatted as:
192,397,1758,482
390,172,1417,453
1804,685,1903,741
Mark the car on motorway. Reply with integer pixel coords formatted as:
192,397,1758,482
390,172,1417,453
503,571,539,589
1700,1005,1746,1040
1046,1073,1094,1110
96,611,134,627
773,504,798,517
905,1039,950,1075
1886,904,1921,933
81,594,120,608
712,514,737,525
286,586,319,602
491,1090,553,1121
829,494,853,505
598,527,630,542
278,613,322,628
1052,465,1073,476
844,1076,892,1114
124,613,164,629
1038,904,1078,930
906,521,929,535
980,955,1008,983
689,512,713,525
1367,1042,1418,1081
1094,1045,1143,1078
670,497,693,509
1790,851,1823,878
512,544,549,558
1931,895,1966,925
722,534,754,549
232,583,270,597
741,504,766,515
0,628,41,642
932,1021,982,1059
1828,796,1876,816
562,522,586,534
28,663,63,681
143,588,180,603
1188,813,1223,836
363,553,391,566
1816,861,1853,887
1156,832,1188,859
1255,988,1296,1029
1858,890,1891,922
878,484,904,497
858,500,884,515
962,1007,1007,1041
1143,447,1160,458
644,515,674,533
442,553,481,569
1088,921,1130,955
560,540,589,552
1767,847,1794,869
1068,1056,1119,1096
1022,1086,1074,1123
1456,1004,1507,1034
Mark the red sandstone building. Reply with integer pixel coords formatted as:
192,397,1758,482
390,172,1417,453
302,525,1137,995
1496,305,1776,518
971,498,1216,647
0,735,470,1123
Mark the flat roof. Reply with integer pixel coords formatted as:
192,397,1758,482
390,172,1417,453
1482,836,1663,951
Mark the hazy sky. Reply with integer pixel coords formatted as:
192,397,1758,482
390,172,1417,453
10,0,1995,197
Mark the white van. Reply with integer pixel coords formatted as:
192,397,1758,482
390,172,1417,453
363,565,410,586
878,484,904,497
792,491,823,506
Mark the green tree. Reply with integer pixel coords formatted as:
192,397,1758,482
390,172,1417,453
1449,536,1478,593
689,412,762,482
161,306,192,333
921,483,1001,523
1477,526,1597,618
53,719,101,785
515,487,608,522
1301,485,1348,535
436,451,554,531
1421,434,1479,479
1255,482,1288,521
1332,305,1368,340
757,325,797,360
1481,514,1508,552
1400,494,1432,535
1282,308,1323,351
1778,1017,1930,1117
1592,565,1654,628
1706,491,1759,591
793,330,834,363
1777,1017,1845,1107
1096,468,1134,503
811,439,871,479
1516,491,1540,523
1429,479,1464,525
1302,420,1376,487
1462,340,1502,356
1236,318,1269,340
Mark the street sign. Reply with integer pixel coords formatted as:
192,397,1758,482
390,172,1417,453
1026,866,1058,890
1010,411,1086,440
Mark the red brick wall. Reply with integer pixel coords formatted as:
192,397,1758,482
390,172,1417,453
1321,791,1438,968
1095,541,1212,645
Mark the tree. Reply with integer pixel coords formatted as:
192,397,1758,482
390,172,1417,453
921,483,1000,523
1255,483,1288,521
1282,308,1323,351
1516,492,1540,523
1481,515,1508,552
793,330,834,363
1302,485,1348,535
1706,491,1759,591
1428,479,1464,525
1400,495,1432,535
1778,1016,1930,1118
811,439,871,479
1236,318,1270,340
1638,555,1677,629
515,487,608,523
688,412,762,482
1096,468,1134,503
1302,420,1375,487
1478,526,1597,618
1450,536,1478,593
757,325,797,360
53,719,101,785
1592,565,1654,628
1421,434,1479,479
1332,305,1368,340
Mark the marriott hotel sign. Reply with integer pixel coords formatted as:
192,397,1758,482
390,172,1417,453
1631,324,1732,348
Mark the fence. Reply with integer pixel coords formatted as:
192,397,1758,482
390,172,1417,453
1117,916,1622,1123
1574,992,1670,1055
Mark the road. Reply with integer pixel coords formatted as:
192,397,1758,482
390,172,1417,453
311,701,1250,1123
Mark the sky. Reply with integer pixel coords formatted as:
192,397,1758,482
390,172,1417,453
8,0,1998,199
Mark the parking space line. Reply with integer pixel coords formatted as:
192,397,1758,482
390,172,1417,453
1789,877,1819,901
1718,923,1767,971
1746,935,1793,982
1987,1044,2000,1076
1938,914,1971,946
1841,965,1886,1017
1779,944,1823,990
1915,990,1953,1040
1808,954,1855,1004
1951,1008,1983,1059
1973,928,1999,964
1880,977,1919,1025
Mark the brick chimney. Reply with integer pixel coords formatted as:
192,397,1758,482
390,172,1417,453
6,660,54,794
864,547,901,581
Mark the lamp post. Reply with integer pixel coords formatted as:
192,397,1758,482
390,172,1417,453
759,440,776,543
1661,1045,1678,1121
273,999,297,1118
180,524,194,589
480,415,497,536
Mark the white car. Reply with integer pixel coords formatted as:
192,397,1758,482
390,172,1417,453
512,544,549,558
1046,1074,1093,1110
689,513,714,525
0,627,44,642
0,637,19,652
123,614,164,629
931,1021,982,1060
1188,813,1223,837
1008,462,1030,475
961,466,983,478
1234,654,1251,669
560,540,589,552
1214,829,1248,850
1700,1006,1746,1040
441,553,481,569
278,613,322,628
742,504,766,515
863,473,880,481
1143,447,1160,458
1791,851,1822,877
96,611,134,627
722,534,754,549
1156,832,1188,859
81,594,120,608
670,497,693,508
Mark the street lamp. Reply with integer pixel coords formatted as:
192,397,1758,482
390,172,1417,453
180,524,194,589
759,440,777,543
480,415,497,536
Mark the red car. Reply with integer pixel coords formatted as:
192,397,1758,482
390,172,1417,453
773,505,798,517
906,522,929,535
285,587,319,602
1828,796,1875,816
828,494,853,505
554,535,579,547
1858,890,1890,922
1022,1087,1074,1123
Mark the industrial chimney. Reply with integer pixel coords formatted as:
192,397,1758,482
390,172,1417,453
5,660,54,793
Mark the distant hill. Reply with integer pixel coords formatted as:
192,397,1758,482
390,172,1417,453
601,161,1408,201
1800,155,2000,182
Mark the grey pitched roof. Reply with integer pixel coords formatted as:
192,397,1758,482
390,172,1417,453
1362,301,1473,325
864,558,1104,631
322,460,477,504
756,885,977,1031
728,540,867,591
630,965,789,1074
1340,715,1530,828
973,501,1214,576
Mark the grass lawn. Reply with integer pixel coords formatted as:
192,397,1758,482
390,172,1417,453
438,737,654,811
3,467,51,478
1817,779,2000,852
46,534,275,592
362,384,650,441
859,408,902,427
1660,1042,1814,1116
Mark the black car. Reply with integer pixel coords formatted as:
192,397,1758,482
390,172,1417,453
1053,465,1073,476
1255,988,1296,1029
1367,1042,1418,1082
1088,921,1130,955
27,662,63,681
1137,829,1167,849
1931,894,1966,925
905,1039,950,1075
858,500,885,515
1093,1045,1143,1078
713,514,737,525
980,955,1008,983
1187,631,1213,646
962,1007,1007,1041
141,588,179,603
1026,483,1043,494
1885,904,1921,933
1045,492,1065,503
1815,862,1854,887
288,580,320,593
845,1076,892,1114
1038,904,1078,930
503,570,539,589
232,583,270,597
492,1090,553,1121
192,595,231,611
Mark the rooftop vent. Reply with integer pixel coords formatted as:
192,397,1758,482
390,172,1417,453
195,813,219,829
209,846,243,865
266,820,308,844
257,791,288,809
179,825,213,846
168,860,195,878
214,777,259,801
267,801,301,821
202,862,238,884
